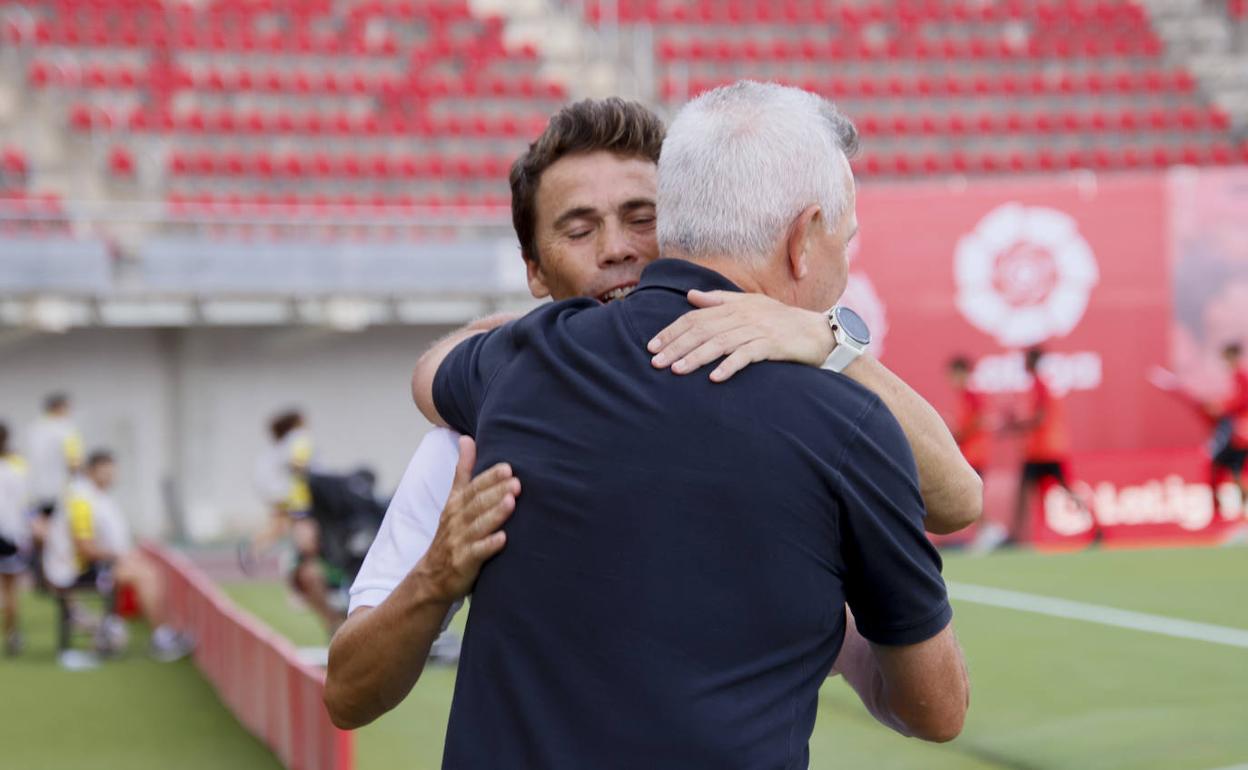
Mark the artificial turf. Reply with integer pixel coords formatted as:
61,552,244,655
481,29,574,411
6,546,1244,769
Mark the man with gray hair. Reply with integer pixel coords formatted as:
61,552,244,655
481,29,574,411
413,81,970,768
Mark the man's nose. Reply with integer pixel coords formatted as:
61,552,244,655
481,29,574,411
599,221,638,266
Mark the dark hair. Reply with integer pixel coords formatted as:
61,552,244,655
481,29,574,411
87,449,114,469
44,392,70,412
1223,342,1243,359
1025,347,1045,371
269,410,304,441
948,356,972,373
510,98,665,264
0,422,8,455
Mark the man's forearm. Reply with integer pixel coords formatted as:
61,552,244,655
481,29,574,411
873,624,970,743
843,356,983,534
324,567,453,729
412,313,518,425
830,610,915,737
645,294,983,534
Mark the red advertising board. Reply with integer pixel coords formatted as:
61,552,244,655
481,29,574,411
1030,447,1248,548
141,543,354,770
847,168,1248,545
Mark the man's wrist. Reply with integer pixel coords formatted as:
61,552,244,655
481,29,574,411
406,560,458,611
809,309,838,366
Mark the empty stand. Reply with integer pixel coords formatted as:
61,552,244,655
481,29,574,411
3,0,1245,205
594,0,1243,178
7,0,561,206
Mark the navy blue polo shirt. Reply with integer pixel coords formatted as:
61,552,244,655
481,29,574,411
433,258,952,770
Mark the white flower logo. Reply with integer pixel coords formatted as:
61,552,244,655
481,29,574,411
955,204,1099,347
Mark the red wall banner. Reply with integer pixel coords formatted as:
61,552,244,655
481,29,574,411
847,167,1248,545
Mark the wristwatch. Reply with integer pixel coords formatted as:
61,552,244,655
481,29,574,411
822,305,871,373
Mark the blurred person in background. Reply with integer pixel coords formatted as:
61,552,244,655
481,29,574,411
0,421,31,656
1149,341,1248,515
330,88,977,753
25,392,83,590
1213,342,1248,504
42,450,192,663
947,356,989,477
248,410,344,635
979,347,1093,552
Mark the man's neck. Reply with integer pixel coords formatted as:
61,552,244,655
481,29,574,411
669,253,773,296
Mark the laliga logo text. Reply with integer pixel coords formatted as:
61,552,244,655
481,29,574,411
955,203,1099,348
1044,478,1247,537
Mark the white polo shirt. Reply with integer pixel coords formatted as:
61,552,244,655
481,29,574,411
26,414,83,504
43,477,132,589
348,427,463,617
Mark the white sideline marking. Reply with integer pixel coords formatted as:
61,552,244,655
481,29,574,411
947,582,1248,649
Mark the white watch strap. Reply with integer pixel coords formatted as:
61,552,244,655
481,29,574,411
822,342,861,373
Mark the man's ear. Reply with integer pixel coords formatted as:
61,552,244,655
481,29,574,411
525,257,551,299
786,204,823,281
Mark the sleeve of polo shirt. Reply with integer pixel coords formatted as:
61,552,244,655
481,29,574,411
836,396,952,647
432,325,514,436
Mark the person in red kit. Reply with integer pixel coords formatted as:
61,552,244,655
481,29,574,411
971,347,1096,552
947,356,989,477
1148,342,1248,516
1216,342,1248,502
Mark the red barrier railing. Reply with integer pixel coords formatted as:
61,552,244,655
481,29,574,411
141,543,354,770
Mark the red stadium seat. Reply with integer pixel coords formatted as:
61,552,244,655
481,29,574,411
109,146,134,176
1179,145,1205,165
3,148,28,176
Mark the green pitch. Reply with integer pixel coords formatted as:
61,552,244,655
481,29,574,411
0,594,280,770
5,547,1246,769
227,546,1248,770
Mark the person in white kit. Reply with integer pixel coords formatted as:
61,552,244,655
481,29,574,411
325,97,981,732
43,450,193,665
0,422,31,656
25,393,84,590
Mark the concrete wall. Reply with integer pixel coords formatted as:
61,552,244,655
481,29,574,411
0,324,449,542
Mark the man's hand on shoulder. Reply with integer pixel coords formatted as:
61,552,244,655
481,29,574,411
647,290,836,382
415,435,520,603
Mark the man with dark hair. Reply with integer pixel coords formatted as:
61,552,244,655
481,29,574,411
407,82,969,765
42,450,192,664
327,93,979,738
329,96,672,727
947,356,989,476
0,421,31,655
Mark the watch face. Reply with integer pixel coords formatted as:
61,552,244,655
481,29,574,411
836,306,871,346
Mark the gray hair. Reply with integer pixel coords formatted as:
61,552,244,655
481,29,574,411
657,81,858,262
